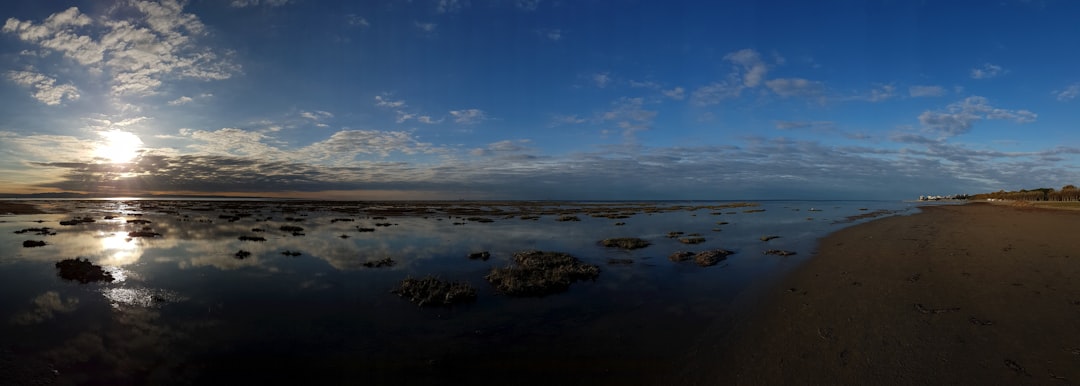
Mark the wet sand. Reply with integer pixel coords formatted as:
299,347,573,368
698,203,1080,385
0,202,44,215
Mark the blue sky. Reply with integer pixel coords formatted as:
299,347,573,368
1,0,1078,200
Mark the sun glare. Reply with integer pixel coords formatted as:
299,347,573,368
95,130,144,164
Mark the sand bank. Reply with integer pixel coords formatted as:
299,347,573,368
698,203,1080,385
0,202,43,215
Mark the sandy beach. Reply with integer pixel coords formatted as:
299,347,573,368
701,203,1080,385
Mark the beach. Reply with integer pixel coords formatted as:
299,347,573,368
702,203,1080,385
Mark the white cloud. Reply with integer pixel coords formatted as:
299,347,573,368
662,87,685,100
305,130,439,158
471,139,531,156
6,70,80,105
300,110,333,121
601,97,656,137
592,72,612,88
551,114,586,125
346,14,369,28
1055,83,1080,101
436,0,466,13
909,85,946,98
415,21,437,33
536,28,562,41
167,96,193,105
970,63,1004,79
3,3,239,98
766,78,825,99
230,0,289,7
918,96,1036,137
723,49,768,87
691,82,742,106
374,95,406,109
450,109,486,124
416,116,442,124
866,84,895,102
690,48,771,106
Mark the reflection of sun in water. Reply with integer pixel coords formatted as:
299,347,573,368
95,130,144,164
98,232,143,267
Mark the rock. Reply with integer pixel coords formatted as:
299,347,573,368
393,276,477,307
238,235,266,241
679,237,706,245
693,249,733,267
556,215,581,222
234,250,251,259
668,251,694,262
467,251,491,260
22,240,46,248
760,235,780,242
485,251,599,297
600,237,651,250
764,249,796,256
55,258,114,283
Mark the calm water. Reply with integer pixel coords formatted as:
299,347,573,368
0,200,940,384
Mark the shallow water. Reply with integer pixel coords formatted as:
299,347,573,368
0,199,945,384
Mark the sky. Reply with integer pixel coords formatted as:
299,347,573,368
1,0,1079,200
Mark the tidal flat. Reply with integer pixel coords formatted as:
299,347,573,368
0,199,927,384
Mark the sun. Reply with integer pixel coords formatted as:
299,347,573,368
95,130,144,164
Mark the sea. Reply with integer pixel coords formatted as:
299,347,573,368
0,199,958,384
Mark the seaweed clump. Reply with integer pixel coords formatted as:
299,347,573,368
600,237,651,250
485,250,600,297
393,275,477,307
55,258,114,283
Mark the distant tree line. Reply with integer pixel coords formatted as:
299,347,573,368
971,184,1080,201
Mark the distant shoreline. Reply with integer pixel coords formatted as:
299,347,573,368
700,202,1080,384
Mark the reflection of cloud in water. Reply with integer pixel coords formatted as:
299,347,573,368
10,291,79,325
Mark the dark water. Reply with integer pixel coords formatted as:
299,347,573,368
0,200,939,385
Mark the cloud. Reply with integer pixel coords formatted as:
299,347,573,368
3,2,238,98
551,114,586,125
970,63,1004,79
691,82,742,106
415,21,437,33
536,28,562,41
471,139,532,156
374,95,406,109
300,110,333,121
346,14,370,28
167,96,193,105
866,84,895,102
918,96,1036,137
774,120,834,130
601,97,656,137
765,78,825,99
662,87,685,100
230,0,289,7
690,48,773,106
6,69,80,105
449,109,487,124
592,72,612,88
436,0,466,13
909,85,946,97
10,291,79,325
723,49,768,87
1055,83,1080,101
517,0,542,11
